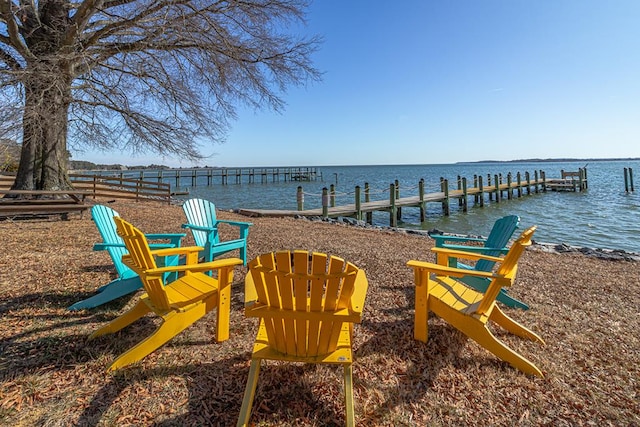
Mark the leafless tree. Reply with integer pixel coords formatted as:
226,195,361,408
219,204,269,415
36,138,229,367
0,0,321,190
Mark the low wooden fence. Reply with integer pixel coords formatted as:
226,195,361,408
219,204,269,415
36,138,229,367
0,173,171,204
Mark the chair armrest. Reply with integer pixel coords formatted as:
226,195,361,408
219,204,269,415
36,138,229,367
95,242,181,252
434,244,509,254
349,270,368,319
431,234,487,246
216,219,253,228
147,257,243,275
430,247,505,263
181,223,216,232
149,246,204,257
407,260,498,279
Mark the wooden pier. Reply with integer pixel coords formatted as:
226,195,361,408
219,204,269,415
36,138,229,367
239,169,587,227
83,167,320,188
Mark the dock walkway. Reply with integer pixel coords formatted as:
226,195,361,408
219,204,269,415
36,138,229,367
239,169,563,227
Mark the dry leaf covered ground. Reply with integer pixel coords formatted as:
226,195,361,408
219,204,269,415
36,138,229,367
0,200,639,426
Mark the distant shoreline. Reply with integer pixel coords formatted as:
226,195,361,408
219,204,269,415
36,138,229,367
457,157,640,165
71,157,640,171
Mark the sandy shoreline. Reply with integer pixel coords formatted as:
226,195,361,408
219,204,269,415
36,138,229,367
1,199,638,425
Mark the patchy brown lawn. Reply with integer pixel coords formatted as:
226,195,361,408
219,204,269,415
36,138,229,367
0,200,638,426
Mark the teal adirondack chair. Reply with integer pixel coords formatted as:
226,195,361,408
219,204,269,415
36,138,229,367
67,205,185,311
181,198,252,265
430,215,529,310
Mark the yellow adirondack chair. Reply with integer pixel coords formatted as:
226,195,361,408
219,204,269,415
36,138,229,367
237,250,369,427
407,226,545,377
89,217,243,372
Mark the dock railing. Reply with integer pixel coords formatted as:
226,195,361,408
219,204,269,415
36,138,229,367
288,169,551,227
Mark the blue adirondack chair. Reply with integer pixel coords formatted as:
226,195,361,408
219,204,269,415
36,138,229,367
181,198,252,265
430,215,529,310
67,205,185,311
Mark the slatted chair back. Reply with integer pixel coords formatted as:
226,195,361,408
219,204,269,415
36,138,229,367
247,251,365,357
113,216,171,311
91,205,132,278
183,198,219,247
182,198,252,265
474,214,520,272
475,226,535,315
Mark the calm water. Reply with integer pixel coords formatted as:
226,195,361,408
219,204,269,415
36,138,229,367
164,160,640,253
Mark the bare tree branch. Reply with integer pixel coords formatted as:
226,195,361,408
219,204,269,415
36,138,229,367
1,0,321,189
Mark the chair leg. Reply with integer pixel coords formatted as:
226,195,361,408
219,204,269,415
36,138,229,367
89,299,150,339
237,359,261,427
413,271,430,342
68,277,142,311
490,306,544,344
343,364,355,427
239,245,247,266
462,321,544,377
215,276,232,342
106,309,204,371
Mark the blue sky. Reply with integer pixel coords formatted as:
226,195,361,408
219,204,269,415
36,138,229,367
77,0,640,167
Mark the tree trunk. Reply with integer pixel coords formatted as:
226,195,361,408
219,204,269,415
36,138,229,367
12,62,72,191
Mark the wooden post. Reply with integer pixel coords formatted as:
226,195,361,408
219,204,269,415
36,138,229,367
158,170,163,183
442,179,450,216
534,170,539,193
506,173,513,200
457,175,463,207
389,182,397,227
494,174,500,203
419,178,425,222
322,187,329,218
330,184,336,207
525,171,531,194
355,186,362,221
516,172,522,197
478,175,484,207
487,174,493,201
583,167,588,189
625,167,634,192
541,170,547,192
462,177,468,212
473,174,479,204
297,186,304,210
395,179,401,221
365,182,373,224
624,167,630,192
176,170,180,188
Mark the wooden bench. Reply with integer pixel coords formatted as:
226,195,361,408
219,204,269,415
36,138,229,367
0,190,91,220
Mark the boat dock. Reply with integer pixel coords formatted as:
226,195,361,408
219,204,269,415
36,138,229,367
84,167,320,187
239,168,588,227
